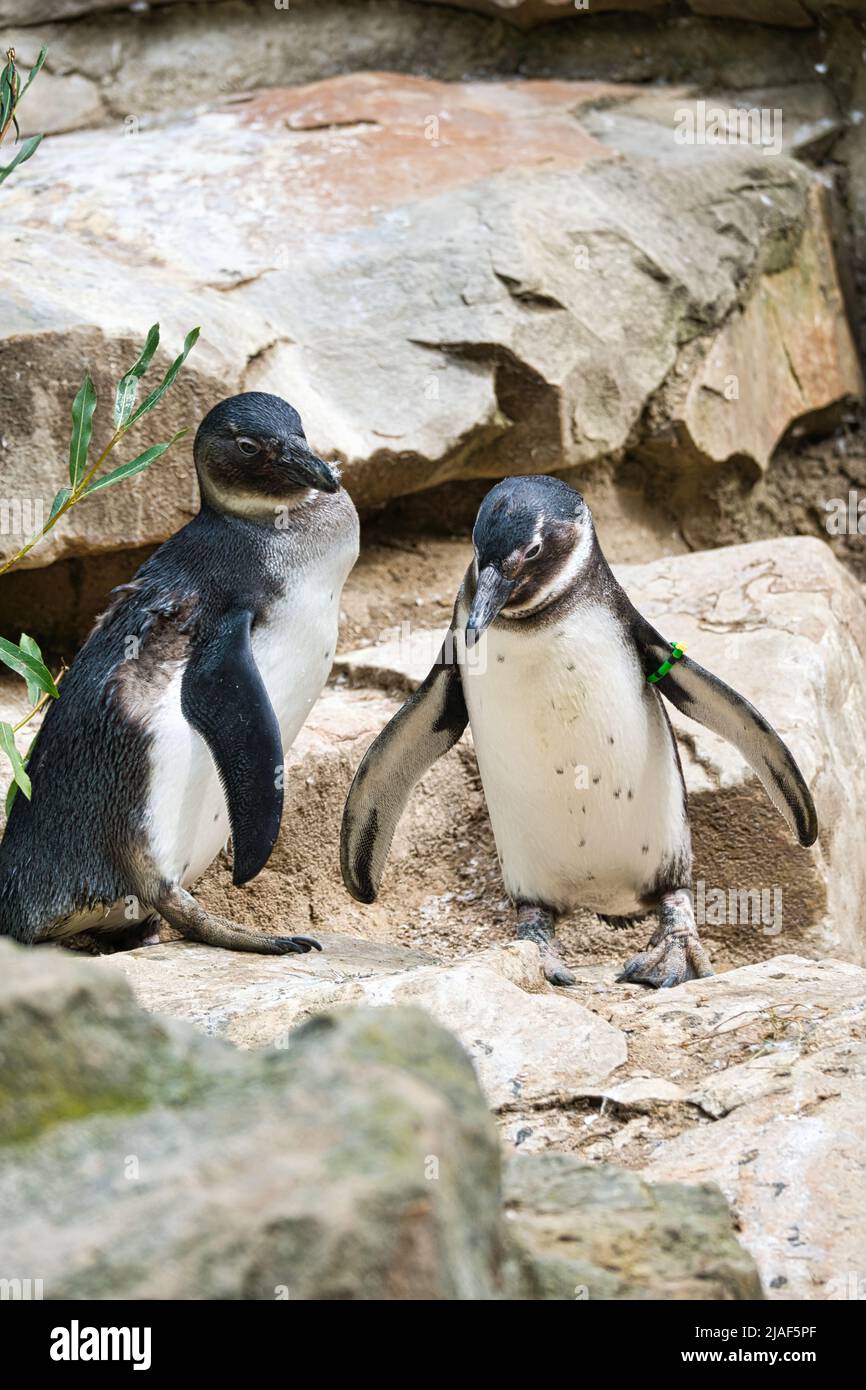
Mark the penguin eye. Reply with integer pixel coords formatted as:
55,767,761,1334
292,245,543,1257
525,541,542,560
237,437,259,456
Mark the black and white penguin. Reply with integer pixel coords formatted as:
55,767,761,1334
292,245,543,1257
0,392,359,954
340,475,817,988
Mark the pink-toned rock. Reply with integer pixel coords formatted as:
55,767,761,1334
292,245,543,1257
1,74,859,571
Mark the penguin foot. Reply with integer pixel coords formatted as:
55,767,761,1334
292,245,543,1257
618,888,713,989
618,934,713,989
156,886,323,956
515,901,575,987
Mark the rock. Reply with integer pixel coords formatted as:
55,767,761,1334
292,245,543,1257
504,953,866,1301
321,943,628,1110
0,938,235,1145
503,1152,763,1299
0,0,182,21
339,535,866,968
634,956,866,1301
98,933,440,1049
103,939,628,1110
415,0,828,25
0,939,760,1300
0,934,507,1299
11,68,107,136
4,1012,505,1300
1,75,859,570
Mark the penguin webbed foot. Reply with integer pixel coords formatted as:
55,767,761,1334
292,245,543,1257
618,888,713,989
156,886,323,957
515,902,576,987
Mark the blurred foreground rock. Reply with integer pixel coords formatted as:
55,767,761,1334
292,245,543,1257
0,940,759,1300
101,936,866,1300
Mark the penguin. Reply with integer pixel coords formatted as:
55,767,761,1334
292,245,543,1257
0,392,359,954
340,475,817,988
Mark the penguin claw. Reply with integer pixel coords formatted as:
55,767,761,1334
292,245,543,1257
272,935,323,955
542,956,577,987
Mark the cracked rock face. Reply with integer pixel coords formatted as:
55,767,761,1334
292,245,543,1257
1,73,860,570
414,0,858,25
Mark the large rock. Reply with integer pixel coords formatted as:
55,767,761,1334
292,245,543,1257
417,0,854,24
1,74,859,569
502,953,866,1301
0,939,760,1300
1,0,853,29
504,1152,763,1300
103,940,628,1110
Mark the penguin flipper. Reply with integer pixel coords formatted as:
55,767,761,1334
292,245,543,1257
181,608,284,886
631,614,818,847
340,638,468,903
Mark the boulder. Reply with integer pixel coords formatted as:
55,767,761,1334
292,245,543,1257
502,953,866,1301
503,1152,764,1300
0,938,761,1300
1,74,859,570
415,0,841,25
103,940,628,1109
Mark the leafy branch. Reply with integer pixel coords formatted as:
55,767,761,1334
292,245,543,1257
0,45,46,185
0,323,200,810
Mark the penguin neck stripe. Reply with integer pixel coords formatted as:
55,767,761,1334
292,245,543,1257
647,642,687,684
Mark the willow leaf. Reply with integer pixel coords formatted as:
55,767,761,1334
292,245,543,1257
82,430,187,495
0,638,59,697
68,373,97,487
127,327,199,427
0,722,31,803
114,322,160,426
18,633,43,706
0,133,42,185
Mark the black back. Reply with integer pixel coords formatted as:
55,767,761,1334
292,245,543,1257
0,509,281,940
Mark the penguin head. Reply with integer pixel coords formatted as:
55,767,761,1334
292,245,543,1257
466,476,593,644
194,392,340,516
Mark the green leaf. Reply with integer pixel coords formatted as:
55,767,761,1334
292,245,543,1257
114,323,160,426
20,46,48,101
0,637,59,697
127,327,200,427
0,722,31,803
82,430,187,495
48,486,71,522
0,58,16,133
68,373,97,487
18,633,43,706
4,730,38,817
0,133,42,185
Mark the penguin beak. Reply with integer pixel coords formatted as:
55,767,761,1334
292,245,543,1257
279,440,340,494
466,565,515,647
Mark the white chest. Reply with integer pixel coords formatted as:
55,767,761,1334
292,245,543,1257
143,526,357,888
458,602,687,914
